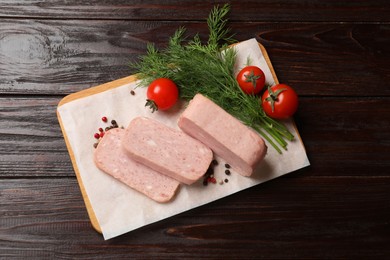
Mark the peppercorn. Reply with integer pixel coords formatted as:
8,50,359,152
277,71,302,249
98,127,104,132
94,133,100,139
212,159,218,166
102,116,108,122
130,90,135,95
208,177,216,184
225,169,231,175
93,143,98,148
225,163,231,169
224,178,229,183
111,120,117,126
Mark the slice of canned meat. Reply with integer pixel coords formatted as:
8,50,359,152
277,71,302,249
178,94,267,177
122,117,213,185
94,128,180,203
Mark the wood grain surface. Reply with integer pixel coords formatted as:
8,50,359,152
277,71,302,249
0,1,389,259
1,20,389,95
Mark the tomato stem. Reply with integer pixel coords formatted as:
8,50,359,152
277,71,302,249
244,70,262,90
145,99,159,113
266,86,286,112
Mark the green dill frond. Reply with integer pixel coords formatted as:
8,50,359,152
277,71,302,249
207,4,235,48
129,4,293,153
169,27,186,47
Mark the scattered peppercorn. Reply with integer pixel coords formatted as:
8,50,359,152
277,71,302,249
219,180,224,185
94,117,120,144
225,169,231,175
93,143,98,148
224,178,229,183
130,90,135,95
225,163,231,169
208,177,217,184
203,160,216,185
212,159,218,166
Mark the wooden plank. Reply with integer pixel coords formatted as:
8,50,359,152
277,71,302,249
0,0,389,22
0,177,389,258
296,97,390,177
0,96,73,177
0,19,389,96
1,96,389,177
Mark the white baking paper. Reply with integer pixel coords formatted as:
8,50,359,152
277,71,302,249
57,38,310,240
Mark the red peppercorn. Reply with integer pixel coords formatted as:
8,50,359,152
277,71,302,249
102,116,108,122
100,132,105,138
208,177,217,184
94,133,100,139
98,127,104,132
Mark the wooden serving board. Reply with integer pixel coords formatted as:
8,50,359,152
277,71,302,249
57,43,279,234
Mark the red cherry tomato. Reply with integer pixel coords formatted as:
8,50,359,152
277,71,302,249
262,84,298,119
146,78,179,112
236,66,266,95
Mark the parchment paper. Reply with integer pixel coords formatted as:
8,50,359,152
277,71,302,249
57,38,310,240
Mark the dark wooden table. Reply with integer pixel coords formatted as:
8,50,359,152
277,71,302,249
1,1,389,259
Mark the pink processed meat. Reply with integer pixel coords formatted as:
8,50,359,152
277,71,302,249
122,117,213,185
94,128,180,203
178,94,267,177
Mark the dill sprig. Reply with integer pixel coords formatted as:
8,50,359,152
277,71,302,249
130,4,294,153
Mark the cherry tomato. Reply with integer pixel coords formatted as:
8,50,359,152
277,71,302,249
236,66,266,95
262,84,298,119
145,78,179,112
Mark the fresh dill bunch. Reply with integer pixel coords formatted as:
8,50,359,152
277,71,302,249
130,4,294,153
